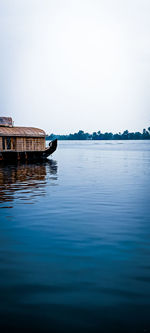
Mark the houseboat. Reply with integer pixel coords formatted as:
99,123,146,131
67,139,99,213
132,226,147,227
0,117,57,162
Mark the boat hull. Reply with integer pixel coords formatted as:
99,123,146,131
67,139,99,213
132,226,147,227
0,139,57,162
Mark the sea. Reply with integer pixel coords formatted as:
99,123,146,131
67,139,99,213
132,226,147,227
0,140,150,333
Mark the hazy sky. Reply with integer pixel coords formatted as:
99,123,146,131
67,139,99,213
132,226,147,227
0,0,150,134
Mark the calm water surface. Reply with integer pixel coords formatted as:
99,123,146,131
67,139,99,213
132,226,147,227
0,141,150,332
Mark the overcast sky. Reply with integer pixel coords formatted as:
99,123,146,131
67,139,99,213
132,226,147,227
0,0,150,134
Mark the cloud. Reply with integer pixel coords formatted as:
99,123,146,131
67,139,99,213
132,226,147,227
0,0,150,133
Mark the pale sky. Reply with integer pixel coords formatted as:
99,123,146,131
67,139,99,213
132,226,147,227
0,0,150,134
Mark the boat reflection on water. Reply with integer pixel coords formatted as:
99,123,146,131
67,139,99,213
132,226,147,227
0,159,57,204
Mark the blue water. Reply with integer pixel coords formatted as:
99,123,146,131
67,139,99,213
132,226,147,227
0,140,150,333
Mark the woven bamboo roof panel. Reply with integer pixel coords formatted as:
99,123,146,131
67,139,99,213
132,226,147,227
0,127,46,137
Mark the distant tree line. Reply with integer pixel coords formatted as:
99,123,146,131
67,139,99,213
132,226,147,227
46,127,150,141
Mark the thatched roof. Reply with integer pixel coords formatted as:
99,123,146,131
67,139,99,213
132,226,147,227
0,127,46,137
